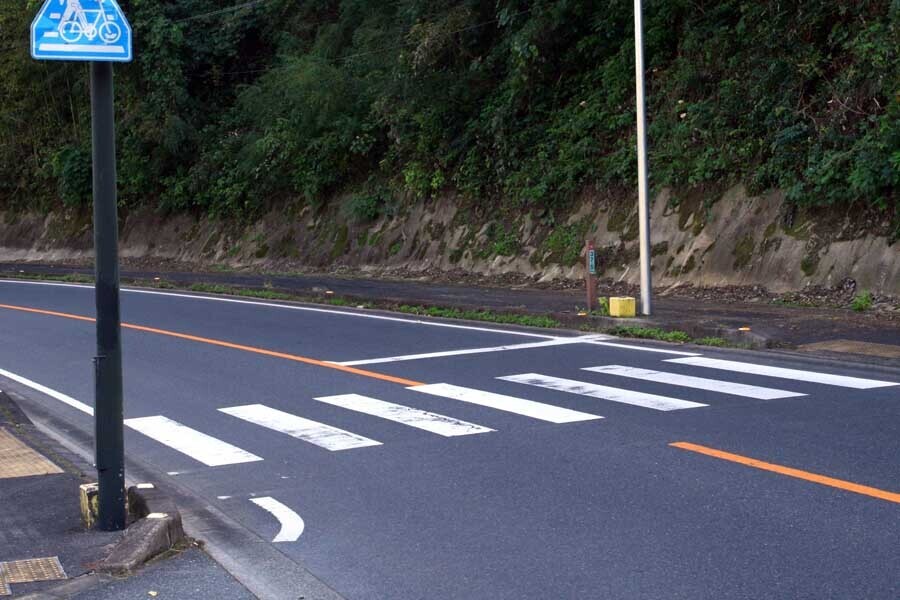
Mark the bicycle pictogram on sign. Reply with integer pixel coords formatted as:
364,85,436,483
31,0,132,62
58,0,123,44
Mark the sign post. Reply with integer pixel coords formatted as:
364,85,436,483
585,241,597,312
32,0,133,532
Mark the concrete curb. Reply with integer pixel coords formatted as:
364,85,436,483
16,485,186,599
97,484,186,576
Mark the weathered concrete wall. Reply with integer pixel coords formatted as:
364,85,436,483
1,185,897,294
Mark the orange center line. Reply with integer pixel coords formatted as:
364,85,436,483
671,441,900,505
0,302,424,387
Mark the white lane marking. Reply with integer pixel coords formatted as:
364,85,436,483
665,357,900,389
124,416,263,467
584,340,701,356
409,383,602,423
583,365,806,400
314,394,493,437
334,335,611,366
219,404,381,451
250,497,305,543
0,280,555,340
499,373,707,411
0,368,94,415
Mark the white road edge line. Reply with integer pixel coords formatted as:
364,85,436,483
0,280,556,340
124,415,264,467
249,497,305,543
665,357,899,389
333,335,611,365
0,367,94,415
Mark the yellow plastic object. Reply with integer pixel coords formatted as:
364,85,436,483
608,296,636,318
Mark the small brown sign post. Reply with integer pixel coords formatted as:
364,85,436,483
585,240,597,312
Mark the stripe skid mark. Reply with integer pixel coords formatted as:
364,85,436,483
584,340,701,356
250,497,305,542
124,416,263,467
0,302,423,387
499,374,706,411
666,357,898,389
409,383,602,424
220,404,381,451
333,336,610,366
315,394,493,437
671,442,900,505
584,365,805,400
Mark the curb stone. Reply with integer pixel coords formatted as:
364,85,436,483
98,484,186,576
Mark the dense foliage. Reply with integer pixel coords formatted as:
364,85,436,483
1,0,897,220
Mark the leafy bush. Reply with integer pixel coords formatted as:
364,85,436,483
608,326,691,344
344,191,385,223
51,146,93,208
851,291,873,312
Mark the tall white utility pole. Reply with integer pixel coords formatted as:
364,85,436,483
633,0,652,315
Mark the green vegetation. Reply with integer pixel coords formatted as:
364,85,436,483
1,2,895,220
732,235,755,270
540,221,589,266
188,283,295,301
694,336,729,347
482,223,520,258
0,271,94,284
851,290,873,312
606,326,691,344
597,297,610,316
396,305,560,328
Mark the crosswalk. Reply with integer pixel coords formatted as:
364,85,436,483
409,383,602,423
124,415,263,467
664,357,897,389
122,357,897,469
314,394,494,437
219,404,382,451
497,373,707,411
582,365,804,400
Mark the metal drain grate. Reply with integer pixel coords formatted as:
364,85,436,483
0,556,66,595
0,429,63,479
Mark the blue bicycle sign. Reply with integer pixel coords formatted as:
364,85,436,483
31,0,132,62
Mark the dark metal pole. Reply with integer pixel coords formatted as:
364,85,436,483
91,61,126,531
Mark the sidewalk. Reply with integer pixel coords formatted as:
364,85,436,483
0,390,254,599
2,262,898,364
0,392,117,597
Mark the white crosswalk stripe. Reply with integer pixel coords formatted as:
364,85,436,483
499,373,707,411
125,415,263,467
315,394,494,437
583,365,805,400
409,383,602,423
219,404,382,451
665,357,899,389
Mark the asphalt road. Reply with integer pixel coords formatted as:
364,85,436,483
1,278,898,599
